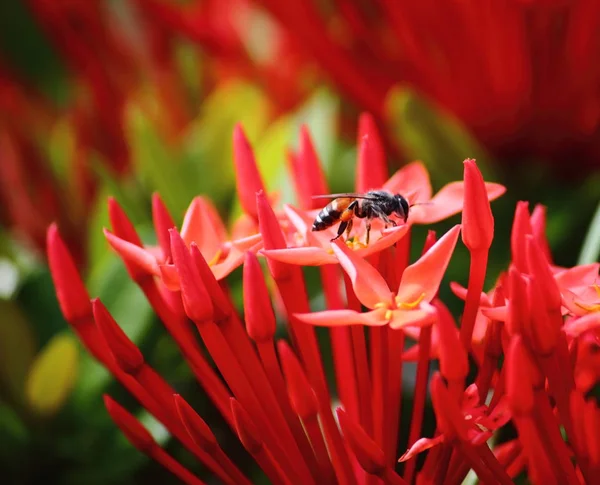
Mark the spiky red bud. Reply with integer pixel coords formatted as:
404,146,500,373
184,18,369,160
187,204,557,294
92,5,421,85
337,407,386,475
256,191,290,280
169,229,213,323
277,340,318,418
525,235,561,312
510,201,532,273
173,394,218,453
356,113,387,192
47,224,92,323
461,159,494,251
152,193,176,261
190,243,232,322
243,252,276,343
436,303,469,381
506,336,536,415
230,398,263,453
507,266,529,336
233,124,265,220
104,395,156,453
93,298,144,374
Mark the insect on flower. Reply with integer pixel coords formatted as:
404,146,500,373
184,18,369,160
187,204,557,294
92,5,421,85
311,190,412,245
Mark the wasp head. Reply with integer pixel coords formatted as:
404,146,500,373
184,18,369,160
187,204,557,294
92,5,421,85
393,194,409,223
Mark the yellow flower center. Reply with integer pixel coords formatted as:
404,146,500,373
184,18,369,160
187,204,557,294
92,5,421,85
373,293,426,321
395,293,426,309
207,249,223,267
575,285,600,312
346,238,367,250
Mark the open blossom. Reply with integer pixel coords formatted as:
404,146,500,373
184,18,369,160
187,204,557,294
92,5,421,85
104,194,262,287
47,121,600,484
293,225,460,329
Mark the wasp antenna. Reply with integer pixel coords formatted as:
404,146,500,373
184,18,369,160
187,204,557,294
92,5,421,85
409,201,434,208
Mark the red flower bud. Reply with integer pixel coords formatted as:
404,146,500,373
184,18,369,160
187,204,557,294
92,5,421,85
230,398,263,453
256,191,290,280
435,303,469,381
190,243,232,323
298,125,328,207
506,336,536,416
174,394,218,453
152,193,176,261
169,229,213,323
93,298,144,374
104,395,156,453
356,112,387,192
461,159,494,251
277,340,318,419
243,252,276,343
510,201,532,273
46,223,91,323
233,124,265,220
337,408,386,476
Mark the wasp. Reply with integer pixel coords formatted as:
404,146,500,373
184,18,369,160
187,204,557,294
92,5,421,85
311,190,410,245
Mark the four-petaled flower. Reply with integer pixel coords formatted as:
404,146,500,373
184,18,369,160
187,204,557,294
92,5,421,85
294,225,461,329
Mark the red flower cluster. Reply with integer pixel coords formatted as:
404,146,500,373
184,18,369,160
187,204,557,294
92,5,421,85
256,0,600,173
48,116,600,484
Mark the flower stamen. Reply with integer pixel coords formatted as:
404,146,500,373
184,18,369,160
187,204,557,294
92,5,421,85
395,292,426,310
208,249,223,267
574,284,600,312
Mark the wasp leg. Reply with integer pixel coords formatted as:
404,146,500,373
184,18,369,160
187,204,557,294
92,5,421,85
345,218,354,240
331,221,349,242
365,221,372,246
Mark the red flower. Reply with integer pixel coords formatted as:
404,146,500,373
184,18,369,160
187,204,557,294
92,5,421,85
294,225,460,328
256,0,600,174
47,122,600,484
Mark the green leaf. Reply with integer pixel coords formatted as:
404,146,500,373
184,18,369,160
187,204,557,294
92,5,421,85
181,80,270,213
578,198,600,265
0,300,37,403
0,401,29,467
125,103,188,216
385,86,494,185
25,333,79,417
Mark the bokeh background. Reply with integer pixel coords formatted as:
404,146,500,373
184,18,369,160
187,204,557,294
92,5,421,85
0,1,599,484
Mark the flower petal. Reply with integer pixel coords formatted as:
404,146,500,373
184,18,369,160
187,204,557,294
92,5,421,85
564,312,600,338
261,247,336,266
159,264,180,291
384,161,432,203
397,225,461,303
331,240,392,308
412,182,505,225
181,197,226,257
449,281,492,307
555,263,600,290
481,305,508,321
388,304,438,330
294,309,390,327
398,435,444,462
104,230,160,276
354,224,410,257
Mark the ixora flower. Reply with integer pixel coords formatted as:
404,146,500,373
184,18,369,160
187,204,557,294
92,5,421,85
48,121,600,485
105,193,262,287
263,120,505,267
294,225,460,329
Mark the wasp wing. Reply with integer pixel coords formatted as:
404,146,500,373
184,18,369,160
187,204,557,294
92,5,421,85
311,193,382,200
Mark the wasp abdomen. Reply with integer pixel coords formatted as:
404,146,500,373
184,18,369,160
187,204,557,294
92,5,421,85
311,198,352,231
312,205,340,231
